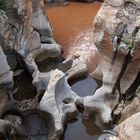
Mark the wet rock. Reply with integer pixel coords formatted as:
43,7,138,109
0,92,9,117
114,112,140,140
0,119,18,137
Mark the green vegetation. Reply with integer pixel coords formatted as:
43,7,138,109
122,35,136,50
0,0,7,10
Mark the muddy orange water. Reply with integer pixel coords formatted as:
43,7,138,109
46,2,101,58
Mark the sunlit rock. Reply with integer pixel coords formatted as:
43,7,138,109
114,112,140,140
84,0,140,124
67,30,100,73
39,69,79,140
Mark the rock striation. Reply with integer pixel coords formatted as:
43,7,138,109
84,0,140,124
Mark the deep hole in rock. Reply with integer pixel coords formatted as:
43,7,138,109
13,70,37,101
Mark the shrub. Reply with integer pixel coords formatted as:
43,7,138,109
0,0,7,10
122,35,136,50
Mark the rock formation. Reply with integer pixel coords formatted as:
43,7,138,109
39,69,79,139
0,0,62,138
0,0,87,139
0,0,140,139
84,0,140,124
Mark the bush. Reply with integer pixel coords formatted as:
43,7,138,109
0,0,7,10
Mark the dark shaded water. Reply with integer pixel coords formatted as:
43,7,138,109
61,76,102,140
62,113,101,140
11,113,48,140
22,113,48,140
71,76,98,97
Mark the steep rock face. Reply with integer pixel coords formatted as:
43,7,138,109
116,97,140,124
0,46,13,88
0,0,62,85
0,0,62,137
84,0,140,124
92,0,140,98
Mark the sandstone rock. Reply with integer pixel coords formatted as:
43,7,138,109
114,112,140,140
67,32,100,73
84,0,140,124
31,0,55,44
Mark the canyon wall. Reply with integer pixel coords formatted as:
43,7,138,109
0,0,140,139
86,0,140,139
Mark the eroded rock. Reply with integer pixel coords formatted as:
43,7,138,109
0,0,62,138
84,0,140,124
39,69,79,140
66,58,88,80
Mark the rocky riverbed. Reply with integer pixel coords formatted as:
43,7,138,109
0,0,140,140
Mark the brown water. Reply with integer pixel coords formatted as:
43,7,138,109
46,2,101,57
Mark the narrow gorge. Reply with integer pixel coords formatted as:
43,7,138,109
0,0,140,140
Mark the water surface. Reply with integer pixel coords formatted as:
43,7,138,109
46,2,101,57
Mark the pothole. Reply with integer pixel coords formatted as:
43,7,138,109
13,70,37,101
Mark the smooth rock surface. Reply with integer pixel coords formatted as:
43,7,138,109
114,112,140,140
